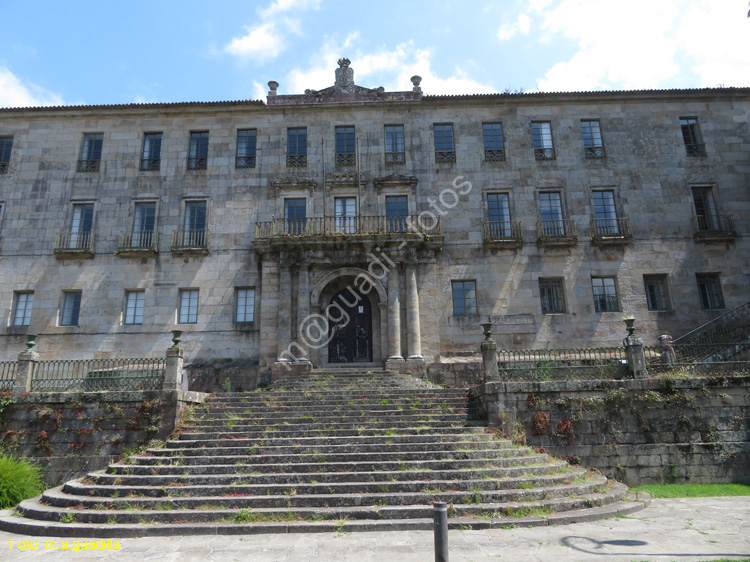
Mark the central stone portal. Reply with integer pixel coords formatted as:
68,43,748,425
328,288,372,363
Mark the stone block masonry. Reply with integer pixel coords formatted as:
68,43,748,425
470,375,750,486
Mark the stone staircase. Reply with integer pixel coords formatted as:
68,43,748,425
0,370,647,537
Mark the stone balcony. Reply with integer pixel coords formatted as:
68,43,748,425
536,219,577,247
254,215,442,252
54,231,95,259
590,217,633,246
116,231,158,258
693,215,736,243
483,220,523,249
171,229,210,255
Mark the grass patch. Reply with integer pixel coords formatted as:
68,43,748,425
0,455,44,509
630,483,750,498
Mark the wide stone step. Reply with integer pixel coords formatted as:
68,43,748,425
195,401,472,415
188,414,479,430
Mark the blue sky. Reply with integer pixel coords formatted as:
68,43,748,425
1,0,748,108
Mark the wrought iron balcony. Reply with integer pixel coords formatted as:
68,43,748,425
534,148,556,160
77,159,100,172
335,153,355,167
117,231,158,257
590,217,633,245
693,214,735,243
236,155,256,169
685,143,706,157
255,215,442,250
385,152,405,164
584,146,606,159
435,151,455,164
140,158,160,171
536,219,577,247
484,149,505,162
0,161,8,174
287,154,307,167
54,231,95,259
171,229,210,255
483,220,523,249
187,157,207,170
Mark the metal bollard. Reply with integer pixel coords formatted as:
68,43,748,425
433,502,449,562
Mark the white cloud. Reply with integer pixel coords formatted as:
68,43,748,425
497,13,532,41
224,0,321,62
534,0,750,92
251,80,267,101
0,66,64,108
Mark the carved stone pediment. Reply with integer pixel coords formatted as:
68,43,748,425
373,173,418,193
325,172,365,190
270,176,317,196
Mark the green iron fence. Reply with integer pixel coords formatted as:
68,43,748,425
31,358,165,392
645,342,750,375
0,361,17,391
497,348,627,382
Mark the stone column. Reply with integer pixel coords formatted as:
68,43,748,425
258,258,279,373
277,264,292,361
164,331,185,391
405,263,422,359
13,335,39,397
387,266,403,363
295,264,311,363
659,334,676,367
480,323,499,382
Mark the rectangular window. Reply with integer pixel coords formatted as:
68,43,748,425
178,289,199,324
434,124,455,163
539,278,565,314
334,197,357,233
680,117,706,156
644,275,671,311
132,202,156,247
335,125,356,166
592,277,619,312
284,198,306,235
692,186,719,231
385,195,408,232
78,133,103,172
188,131,209,169
592,190,619,234
236,129,257,169
70,203,94,249
452,280,477,316
487,193,511,237
183,201,207,246
287,127,307,167
124,291,144,325
539,191,564,235
581,120,605,158
12,292,33,326
61,291,82,326
482,123,505,161
384,125,405,164
531,122,555,160
235,288,255,323
0,136,12,174
140,133,162,171
696,273,725,310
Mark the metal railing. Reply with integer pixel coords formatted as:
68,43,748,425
236,156,256,169
140,158,160,171
0,361,17,391
591,217,632,240
335,154,355,167
674,300,750,346
435,151,455,164
484,149,505,162
685,143,706,157
118,231,157,251
497,348,627,381
584,146,606,159
187,157,207,170
31,358,165,392
693,214,735,237
171,229,210,250
55,231,94,252
645,342,750,375
77,159,100,172
255,215,441,239
537,219,577,241
286,154,307,167
483,220,522,242
534,148,556,160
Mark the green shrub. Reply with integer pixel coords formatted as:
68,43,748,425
0,455,44,509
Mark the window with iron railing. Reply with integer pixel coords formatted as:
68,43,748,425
482,123,505,162
179,201,208,246
188,131,209,170
539,278,566,314
130,202,156,247
385,195,408,232
284,198,307,235
140,133,162,171
335,126,355,166
592,276,619,312
287,127,307,167
434,124,455,163
78,133,103,172
581,120,605,158
696,273,725,310
384,125,405,164
236,129,257,169
0,136,12,174
680,117,706,157
538,192,565,235
644,275,671,311
532,122,555,160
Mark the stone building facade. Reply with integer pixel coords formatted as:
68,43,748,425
0,61,748,378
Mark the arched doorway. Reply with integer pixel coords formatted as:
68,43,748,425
328,288,372,363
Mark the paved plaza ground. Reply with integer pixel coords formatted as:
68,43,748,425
1,497,748,562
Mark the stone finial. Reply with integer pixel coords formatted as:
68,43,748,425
410,75,422,92
335,57,354,93
267,81,279,96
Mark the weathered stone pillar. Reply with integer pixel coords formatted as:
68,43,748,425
623,320,648,378
163,330,185,391
277,264,292,361
480,323,499,382
259,258,280,372
659,334,676,366
386,265,404,364
13,335,38,397
405,263,422,359
295,264,311,363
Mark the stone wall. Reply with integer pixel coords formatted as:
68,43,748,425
469,376,750,486
185,360,260,393
0,389,207,485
